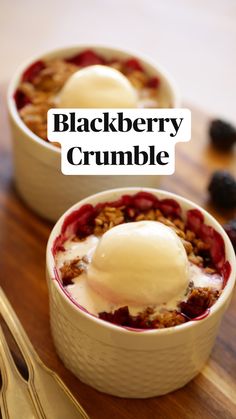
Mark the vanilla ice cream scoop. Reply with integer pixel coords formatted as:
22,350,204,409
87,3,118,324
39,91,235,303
57,64,138,108
87,221,189,306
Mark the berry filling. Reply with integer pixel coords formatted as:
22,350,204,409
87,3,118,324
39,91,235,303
22,60,45,83
124,58,144,73
14,89,31,110
66,50,105,67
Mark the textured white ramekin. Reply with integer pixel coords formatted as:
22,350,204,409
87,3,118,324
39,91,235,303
46,188,236,398
7,45,180,221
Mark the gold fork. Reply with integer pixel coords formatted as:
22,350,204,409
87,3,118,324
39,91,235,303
0,288,89,419
0,325,41,418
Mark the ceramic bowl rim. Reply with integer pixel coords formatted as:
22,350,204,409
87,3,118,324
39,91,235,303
46,187,236,337
7,43,181,156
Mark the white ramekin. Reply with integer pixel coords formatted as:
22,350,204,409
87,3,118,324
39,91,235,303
7,45,180,222
46,187,236,398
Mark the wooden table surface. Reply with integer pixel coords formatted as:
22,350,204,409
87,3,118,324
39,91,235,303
1,87,236,418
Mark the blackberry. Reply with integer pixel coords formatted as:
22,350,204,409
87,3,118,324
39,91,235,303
209,119,236,151
208,171,236,208
224,219,236,252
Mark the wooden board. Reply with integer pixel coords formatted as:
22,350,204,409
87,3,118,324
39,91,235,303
1,86,236,419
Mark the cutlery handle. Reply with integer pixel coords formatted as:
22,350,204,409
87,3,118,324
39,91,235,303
0,288,39,366
0,326,22,381
0,326,40,419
